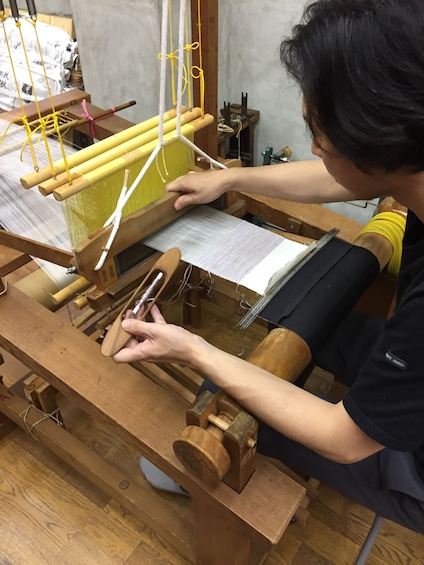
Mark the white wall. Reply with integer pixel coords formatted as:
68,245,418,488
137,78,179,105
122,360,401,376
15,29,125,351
218,1,308,164
217,1,375,222
70,0,161,124
68,0,311,159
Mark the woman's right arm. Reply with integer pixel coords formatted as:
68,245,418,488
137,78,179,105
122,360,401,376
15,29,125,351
166,159,355,211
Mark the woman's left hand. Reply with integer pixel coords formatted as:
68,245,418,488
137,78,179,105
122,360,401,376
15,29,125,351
112,304,205,366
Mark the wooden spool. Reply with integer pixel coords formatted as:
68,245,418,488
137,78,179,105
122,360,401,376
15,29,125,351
174,408,258,487
173,422,232,486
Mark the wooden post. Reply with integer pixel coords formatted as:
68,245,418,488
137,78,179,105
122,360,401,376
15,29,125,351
191,0,219,160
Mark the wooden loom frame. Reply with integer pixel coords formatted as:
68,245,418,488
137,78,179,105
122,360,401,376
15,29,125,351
0,117,398,563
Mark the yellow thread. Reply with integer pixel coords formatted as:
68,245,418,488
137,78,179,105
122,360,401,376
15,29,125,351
28,17,71,180
0,15,71,176
0,16,39,168
354,211,406,276
196,0,204,115
184,9,193,109
63,131,195,246
15,20,42,121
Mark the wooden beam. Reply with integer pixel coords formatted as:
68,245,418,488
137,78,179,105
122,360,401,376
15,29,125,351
0,230,74,268
72,192,191,289
0,244,30,277
64,100,136,141
239,192,364,242
2,89,88,125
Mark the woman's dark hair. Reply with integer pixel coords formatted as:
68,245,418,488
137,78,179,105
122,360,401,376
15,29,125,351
280,0,424,173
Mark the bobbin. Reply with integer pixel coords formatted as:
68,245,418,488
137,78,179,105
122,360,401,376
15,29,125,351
101,247,181,356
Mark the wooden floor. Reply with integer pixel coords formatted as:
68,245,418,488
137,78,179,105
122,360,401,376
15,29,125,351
1,268,424,564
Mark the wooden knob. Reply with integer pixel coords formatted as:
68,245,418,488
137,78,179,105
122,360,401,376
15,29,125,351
174,425,231,485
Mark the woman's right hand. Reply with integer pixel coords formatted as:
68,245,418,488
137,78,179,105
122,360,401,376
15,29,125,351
166,168,234,211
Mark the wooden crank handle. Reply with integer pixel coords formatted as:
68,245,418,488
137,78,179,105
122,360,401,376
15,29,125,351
100,247,181,357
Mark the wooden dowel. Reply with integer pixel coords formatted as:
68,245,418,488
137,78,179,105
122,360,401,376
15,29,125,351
38,108,202,196
207,413,257,448
52,114,214,201
50,276,91,306
73,294,89,310
29,99,137,138
20,106,184,189
71,307,97,329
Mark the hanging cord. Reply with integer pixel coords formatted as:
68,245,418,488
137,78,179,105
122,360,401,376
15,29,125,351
94,0,170,271
13,14,46,170
167,0,177,107
0,7,38,168
174,0,225,168
26,9,73,179
354,211,406,277
194,0,204,116
95,169,131,270
95,0,226,271
5,3,72,177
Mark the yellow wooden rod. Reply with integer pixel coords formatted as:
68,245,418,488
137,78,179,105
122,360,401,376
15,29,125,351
20,107,185,189
53,114,214,201
72,294,89,310
50,275,91,306
38,107,202,196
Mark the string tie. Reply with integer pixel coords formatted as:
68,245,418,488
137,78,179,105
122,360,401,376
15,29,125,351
81,99,116,138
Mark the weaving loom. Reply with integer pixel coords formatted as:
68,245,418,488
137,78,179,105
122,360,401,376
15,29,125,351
0,2,401,563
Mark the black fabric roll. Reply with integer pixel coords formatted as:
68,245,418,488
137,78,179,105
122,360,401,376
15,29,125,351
259,238,381,354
